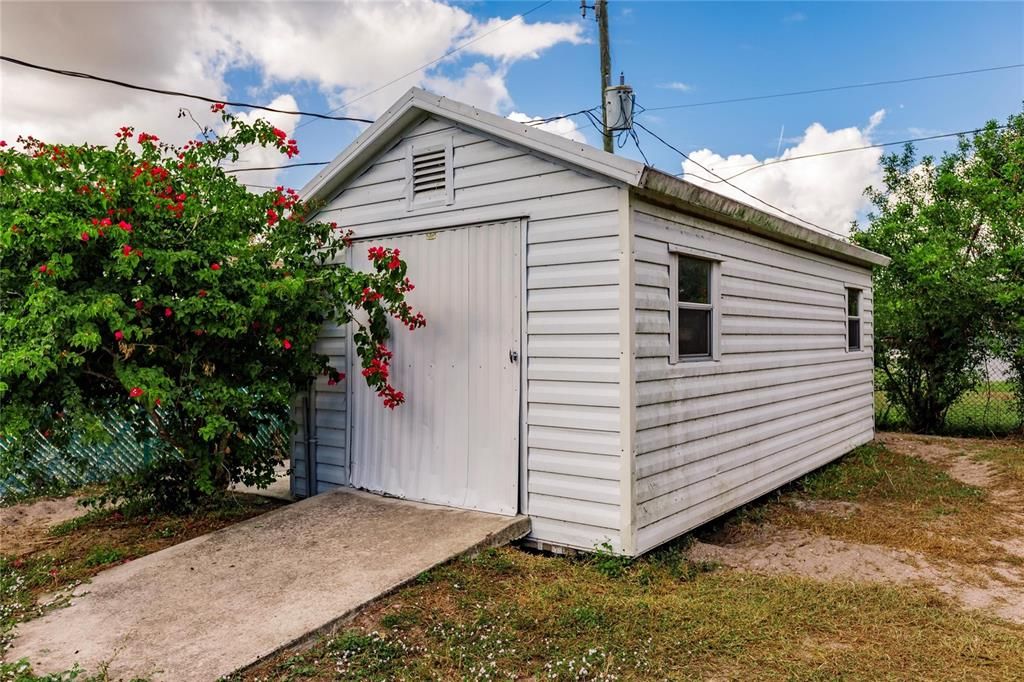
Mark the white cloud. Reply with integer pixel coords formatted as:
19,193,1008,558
424,63,512,114
507,111,587,144
222,94,301,190
0,0,584,183
462,15,586,62
657,82,693,92
681,110,887,235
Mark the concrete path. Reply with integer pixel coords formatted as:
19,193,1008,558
7,489,529,681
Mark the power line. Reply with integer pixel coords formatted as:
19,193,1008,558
295,0,554,130
0,55,375,124
224,109,596,175
225,162,330,174
642,63,1024,112
691,124,1012,183
633,121,848,240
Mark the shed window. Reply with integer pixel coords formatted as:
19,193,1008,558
673,254,717,360
846,288,862,351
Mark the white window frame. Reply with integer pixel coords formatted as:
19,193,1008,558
845,286,863,352
668,245,721,364
405,137,454,211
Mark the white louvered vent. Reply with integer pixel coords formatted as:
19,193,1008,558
407,141,453,208
412,148,447,194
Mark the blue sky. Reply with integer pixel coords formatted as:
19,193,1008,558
2,1,1021,231
267,1,1023,191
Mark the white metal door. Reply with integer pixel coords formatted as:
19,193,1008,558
348,221,521,515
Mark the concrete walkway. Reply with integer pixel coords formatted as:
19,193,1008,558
7,489,529,681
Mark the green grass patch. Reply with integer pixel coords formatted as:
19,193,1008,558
795,443,985,504
243,545,1024,681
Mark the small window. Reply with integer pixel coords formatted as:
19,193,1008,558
675,255,715,359
846,288,862,351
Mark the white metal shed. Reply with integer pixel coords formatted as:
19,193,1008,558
290,88,890,556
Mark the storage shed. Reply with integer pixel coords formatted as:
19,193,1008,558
291,88,889,556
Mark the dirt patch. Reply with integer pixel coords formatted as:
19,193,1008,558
689,525,1024,624
0,496,89,556
689,434,1024,625
876,432,999,488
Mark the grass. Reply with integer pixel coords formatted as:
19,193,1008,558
0,492,284,652
239,544,1024,681
969,439,1024,486
710,442,1020,567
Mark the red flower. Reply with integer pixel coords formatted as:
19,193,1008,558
135,300,145,310
81,232,90,241
266,208,279,226
122,244,133,256
211,102,226,113
38,264,48,273
118,220,132,232
164,307,173,318
282,339,292,350
272,127,287,141
138,132,159,143
114,330,124,341
210,263,220,271
198,289,208,297
129,387,144,398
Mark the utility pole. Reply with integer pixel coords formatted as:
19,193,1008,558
582,0,614,153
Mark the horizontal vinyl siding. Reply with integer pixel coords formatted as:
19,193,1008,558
312,115,625,552
313,321,348,494
631,202,875,554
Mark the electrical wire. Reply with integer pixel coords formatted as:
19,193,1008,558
0,55,374,123
682,124,1012,183
633,120,848,239
224,162,330,174
642,63,1024,112
223,109,596,175
295,0,554,130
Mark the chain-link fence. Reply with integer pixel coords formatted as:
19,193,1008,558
0,413,290,502
875,355,1023,436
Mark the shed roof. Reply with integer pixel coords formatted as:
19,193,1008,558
301,88,889,269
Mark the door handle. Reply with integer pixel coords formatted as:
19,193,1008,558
509,349,519,363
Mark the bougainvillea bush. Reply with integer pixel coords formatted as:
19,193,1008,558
0,106,424,509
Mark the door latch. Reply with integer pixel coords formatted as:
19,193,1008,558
509,349,519,363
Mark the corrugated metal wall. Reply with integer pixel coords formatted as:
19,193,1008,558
303,115,627,551
348,223,521,515
630,202,875,554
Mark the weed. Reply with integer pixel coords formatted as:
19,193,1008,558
83,546,125,568
380,608,420,631
589,541,631,579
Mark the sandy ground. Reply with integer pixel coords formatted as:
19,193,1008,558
0,496,88,557
689,433,1024,624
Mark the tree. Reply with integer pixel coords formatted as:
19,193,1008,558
0,106,425,508
852,110,1023,433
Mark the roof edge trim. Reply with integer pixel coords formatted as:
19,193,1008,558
636,168,890,269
